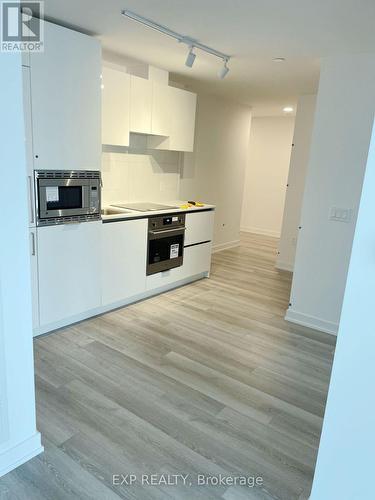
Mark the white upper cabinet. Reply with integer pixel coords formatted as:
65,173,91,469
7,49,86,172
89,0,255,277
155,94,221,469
149,84,197,152
30,21,101,170
102,67,130,147
129,75,153,134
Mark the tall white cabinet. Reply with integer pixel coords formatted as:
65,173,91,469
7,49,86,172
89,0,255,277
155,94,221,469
30,21,102,171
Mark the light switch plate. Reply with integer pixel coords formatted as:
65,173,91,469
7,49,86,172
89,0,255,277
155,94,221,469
329,207,353,223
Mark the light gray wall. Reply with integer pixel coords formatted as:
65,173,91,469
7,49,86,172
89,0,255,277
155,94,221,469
180,93,252,250
0,54,42,476
277,95,317,271
286,54,375,335
311,117,375,499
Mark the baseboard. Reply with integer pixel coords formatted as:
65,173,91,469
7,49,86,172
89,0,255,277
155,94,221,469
0,432,43,478
285,309,338,336
275,260,294,272
212,240,240,253
240,226,280,238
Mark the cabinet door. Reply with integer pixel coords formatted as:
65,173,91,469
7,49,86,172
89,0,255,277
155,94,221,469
149,84,197,152
30,21,101,170
38,221,101,326
102,67,130,146
29,229,39,333
185,211,215,246
22,66,36,226
129,75,153,134
101,219,147,305
181,242,212,279
169,86,197,151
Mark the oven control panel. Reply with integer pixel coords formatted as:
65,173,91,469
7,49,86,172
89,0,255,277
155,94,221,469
149,214,185,231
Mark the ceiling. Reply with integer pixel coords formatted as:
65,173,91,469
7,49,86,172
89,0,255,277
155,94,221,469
44,0,375,115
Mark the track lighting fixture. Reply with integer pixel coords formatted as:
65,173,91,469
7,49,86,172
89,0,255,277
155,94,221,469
121,9,231,79
218,59,230,79
185,46,196,68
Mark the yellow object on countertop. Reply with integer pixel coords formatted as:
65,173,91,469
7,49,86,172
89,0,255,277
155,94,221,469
179,201,205,209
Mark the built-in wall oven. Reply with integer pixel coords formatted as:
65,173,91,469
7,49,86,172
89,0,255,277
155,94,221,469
147,214,186,275
35,170,101,226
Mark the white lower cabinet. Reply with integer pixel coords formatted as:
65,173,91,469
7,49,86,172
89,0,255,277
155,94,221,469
181,242,212,278
38,221,102,327
101,219,148,306
185,211,215,246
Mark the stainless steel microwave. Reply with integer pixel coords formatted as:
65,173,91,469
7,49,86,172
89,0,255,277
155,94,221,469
35,170,101,226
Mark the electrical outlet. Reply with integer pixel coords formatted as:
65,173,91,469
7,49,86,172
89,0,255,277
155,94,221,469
329,207,353,223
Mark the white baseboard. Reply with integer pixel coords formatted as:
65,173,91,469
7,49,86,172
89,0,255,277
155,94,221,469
240,226,280,238
212,240,240,253
0,432,43,478
285,308,338,336
275,260,294,272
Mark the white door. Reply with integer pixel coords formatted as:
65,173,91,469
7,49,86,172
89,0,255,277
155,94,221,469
149,84,197,152
102,67,130,147
185,211,215,246
101,219,147,305
129,75,153,134
29,229,39,333
30,21,101,170
38,221,102,327
22,66,36,226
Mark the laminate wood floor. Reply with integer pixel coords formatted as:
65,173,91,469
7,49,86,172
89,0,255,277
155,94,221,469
0,233,336,500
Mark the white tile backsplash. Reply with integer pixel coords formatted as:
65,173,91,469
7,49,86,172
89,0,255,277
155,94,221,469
101,140,182,205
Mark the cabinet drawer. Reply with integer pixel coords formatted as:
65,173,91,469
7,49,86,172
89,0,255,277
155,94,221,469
181,242,212,279
146,266,184,291
185,211,215,246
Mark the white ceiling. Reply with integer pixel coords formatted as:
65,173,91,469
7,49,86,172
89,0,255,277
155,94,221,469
44,0,375,115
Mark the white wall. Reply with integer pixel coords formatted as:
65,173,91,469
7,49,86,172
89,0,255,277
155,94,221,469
310,117,375,500
240,117,295,238
0,55,42,477
102,135,181,205
180,93,252,251
276,95,317,271
286,54,375,335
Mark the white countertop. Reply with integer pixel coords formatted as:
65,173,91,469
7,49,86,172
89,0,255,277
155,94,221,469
101,201,215,222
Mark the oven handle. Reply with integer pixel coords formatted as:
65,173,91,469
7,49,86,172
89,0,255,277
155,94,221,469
149,227,185,235
148,227,186,240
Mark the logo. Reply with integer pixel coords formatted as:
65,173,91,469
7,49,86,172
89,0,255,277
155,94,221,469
1,1,44,52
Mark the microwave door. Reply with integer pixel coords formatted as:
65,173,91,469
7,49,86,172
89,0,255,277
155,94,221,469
38,179,91,219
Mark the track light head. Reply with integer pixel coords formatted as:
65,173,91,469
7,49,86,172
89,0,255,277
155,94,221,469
218,59,230,79
185,46,196,68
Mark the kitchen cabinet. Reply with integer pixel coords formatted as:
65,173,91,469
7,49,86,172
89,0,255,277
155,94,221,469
30,21,101,171
130,75,153,134
181,242,212,278
37,221,102,328
101,219,148,305
22,66,36,226
148,84,197,152
29,229,39,333
184,210,215,246
102,67,130,147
